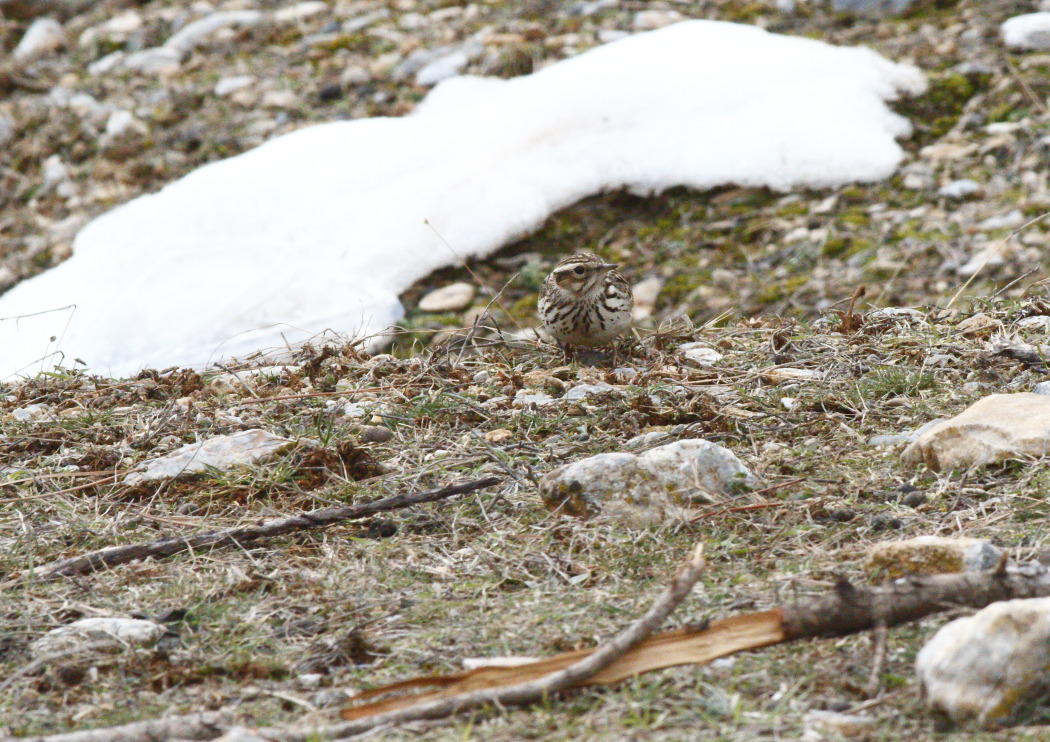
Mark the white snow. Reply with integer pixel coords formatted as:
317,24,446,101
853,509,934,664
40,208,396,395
1002,13,1050,50
0,20,925,379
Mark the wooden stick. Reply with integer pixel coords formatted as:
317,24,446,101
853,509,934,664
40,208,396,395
20,476,501,582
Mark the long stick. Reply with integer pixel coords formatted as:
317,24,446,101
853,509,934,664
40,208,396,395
21,476,501,582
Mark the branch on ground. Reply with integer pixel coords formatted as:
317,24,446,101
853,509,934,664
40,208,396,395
18,476,501,582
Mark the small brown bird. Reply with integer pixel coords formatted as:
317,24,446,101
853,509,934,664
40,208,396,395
537,252,633,354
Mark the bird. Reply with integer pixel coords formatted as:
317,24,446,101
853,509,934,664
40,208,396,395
537,252,633,357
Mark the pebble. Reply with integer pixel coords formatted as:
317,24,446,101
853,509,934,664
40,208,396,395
165,10,264,55
88,51,126,75
917,596,1050,729
564,382,617,401
678,342,723,367
938,179,982,199
802,710,877,741
831,0,915,16
125,429,294,484
625,431,671,448
215,76,255,96
79,11,143,46
633,10,683,30
1015,316,1050,332
631,276,663,321
415,42,482,86
0,113,13,146
418,282,476,312
1035,381,1050,396
484,428,513,444
273,2,328,24
122,47,182,75
359,425,393,443
9,404,48,422
976,210,1024,231
41,155,74,198
513,390,556,408
1002,13,1050,50
14,17,65,60
31,617,165,657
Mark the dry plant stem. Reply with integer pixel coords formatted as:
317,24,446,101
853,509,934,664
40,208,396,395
20,476,501,582
272,544,708,741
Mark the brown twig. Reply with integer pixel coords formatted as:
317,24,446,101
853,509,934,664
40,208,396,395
18,476,501,582
866,621,888,698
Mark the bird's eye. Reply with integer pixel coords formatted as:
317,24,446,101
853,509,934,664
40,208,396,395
573,266,586,275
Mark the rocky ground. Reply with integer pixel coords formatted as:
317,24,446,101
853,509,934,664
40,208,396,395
4,0,1050,740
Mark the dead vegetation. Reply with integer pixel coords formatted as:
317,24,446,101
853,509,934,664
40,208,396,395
4,292,1050,739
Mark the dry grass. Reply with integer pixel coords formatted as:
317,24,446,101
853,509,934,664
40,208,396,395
3,295,1050,739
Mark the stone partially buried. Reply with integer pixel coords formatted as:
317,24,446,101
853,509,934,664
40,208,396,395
901,393,1050,471
539,438,758,525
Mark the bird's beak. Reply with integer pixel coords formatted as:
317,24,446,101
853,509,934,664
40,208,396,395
600,262,618,271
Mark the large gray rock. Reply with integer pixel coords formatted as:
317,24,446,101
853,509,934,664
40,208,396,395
539,439,757,525
125,429,294,484
917,597,1050,729
902,394,1050,471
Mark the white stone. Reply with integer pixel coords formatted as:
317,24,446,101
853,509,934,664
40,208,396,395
165,10,264,54
539,438,758,524
418,282,476,312
633,10,684,30
88,51,126,76
9,404,48,422
273,2,328,23
513,390,556,408
416,49,472,86
564,382,617,400
123,47,182,75
0,113,13,146
261,90,299,109
917,596,1050,729
31,618,165,657
104,110,146,138
124,429,294,484
867,306,926,322
1034,381,1050,396
678,342,723,367
938,179,982,199
41,155,73,196
762,367,824,383
213,727,271,742
867,417,944,446
626,431,671,448
14,18,64,60
977,210,1024,232
1016,316,1050,331
802,710,876,741
80,11,143,46
631,276,663,321
1002,13,1050,50
215,75,255,96
902,393,1050,471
